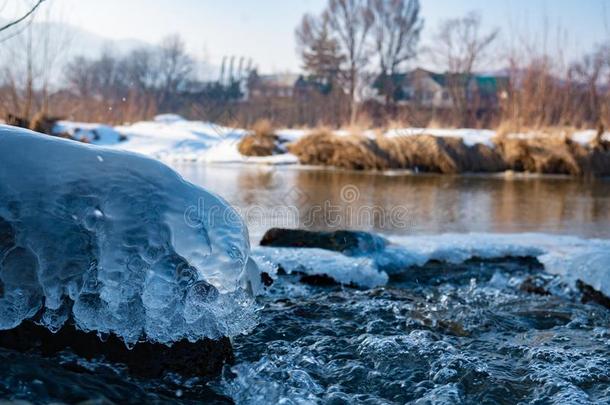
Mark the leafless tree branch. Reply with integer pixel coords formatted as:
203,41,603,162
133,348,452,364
0,0,45,33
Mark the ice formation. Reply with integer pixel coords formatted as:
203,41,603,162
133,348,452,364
386,233,610,297
253,247,388,288
0,125,258,345
254,231,610,297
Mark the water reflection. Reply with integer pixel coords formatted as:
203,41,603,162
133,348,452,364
173,163,610,241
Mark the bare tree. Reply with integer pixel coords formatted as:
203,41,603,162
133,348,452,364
324,0,374,124
296,14,345,86
157,34,193,111
0,1,72,123
64,56,95,98
369,0,422,106
570,43,610,132
62,34,196,122
432,12,498,126
0,0,45,36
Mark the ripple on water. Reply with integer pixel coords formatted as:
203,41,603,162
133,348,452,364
223,265,610,404
0,261,609,404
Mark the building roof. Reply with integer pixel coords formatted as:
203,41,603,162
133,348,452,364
373,68,508,92
255,73,300,87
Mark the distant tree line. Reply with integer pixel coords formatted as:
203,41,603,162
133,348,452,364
62,35,194,122
0,0,609,130
296,0,423,124
294,0,610,129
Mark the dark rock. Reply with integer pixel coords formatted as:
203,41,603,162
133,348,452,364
260,271,274,287
260,228,387,255
31,114,63,135
1,348,234,404
299,273,350,287
0,321,234,379
519,275,552,296
5,113,63,135
577,280,610,309
5,113,30,129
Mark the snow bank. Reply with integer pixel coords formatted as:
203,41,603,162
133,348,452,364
385,128,497,148
253,246,388,288
387,233,610,297
385,128,610,148
0,125,258,345
52,115,609,165
114,116,298,164
253,231,610,297
53,121,123,145
568,130,610,145
51,115,297,164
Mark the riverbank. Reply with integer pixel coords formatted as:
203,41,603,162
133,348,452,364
46,115,610,176
285,128,610,176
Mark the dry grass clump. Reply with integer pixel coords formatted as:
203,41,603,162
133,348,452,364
495,126,610,176
288,130,506,173
287,129,381,169
377,134,506,173
494,137,581,175
288,126,610,176
238,119,283,157
286,128,339,165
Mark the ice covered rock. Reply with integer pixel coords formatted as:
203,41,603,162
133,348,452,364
257,228,390,288
256,229,610,303
260,228,388,255
252,247,388,288
0,125,258,345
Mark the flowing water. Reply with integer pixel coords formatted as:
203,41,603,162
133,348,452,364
2,165,610,404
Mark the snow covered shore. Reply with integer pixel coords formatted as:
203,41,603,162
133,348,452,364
52,114,610,170
54,115,298,165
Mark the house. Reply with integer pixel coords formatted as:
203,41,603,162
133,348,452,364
245,72,301,100
372,68,509,109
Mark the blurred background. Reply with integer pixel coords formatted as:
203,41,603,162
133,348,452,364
0,0,608,129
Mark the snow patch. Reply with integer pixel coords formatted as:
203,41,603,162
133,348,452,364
387,233,610,297
253,247,388,288
53,121,123,145
52,116,610,164
114,118,297,164
254,231,610,298
384,128,497,147
569,130,610,145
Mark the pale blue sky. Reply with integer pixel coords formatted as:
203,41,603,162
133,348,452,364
3,0,609,73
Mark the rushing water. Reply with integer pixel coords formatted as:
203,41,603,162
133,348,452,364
2,165,610,404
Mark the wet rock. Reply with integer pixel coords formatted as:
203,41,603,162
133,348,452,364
577,280,610,309
5,113,63,136
0,348,234,404
0,321,234,379
260,271,274,287
519,276,552,296
299,274,353,287
260,228,387,255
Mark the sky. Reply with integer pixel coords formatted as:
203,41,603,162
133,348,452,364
2,0,609,74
